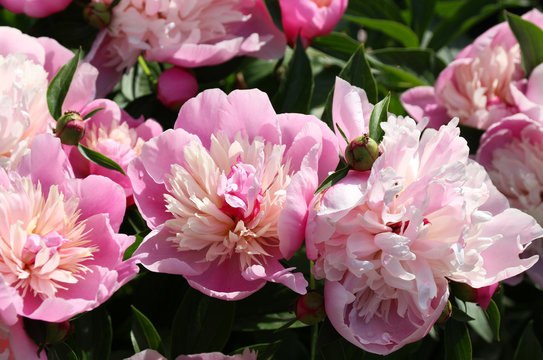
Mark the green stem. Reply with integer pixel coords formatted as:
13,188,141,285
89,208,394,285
310,322,319,360
309,260,316,290
137,55,157,87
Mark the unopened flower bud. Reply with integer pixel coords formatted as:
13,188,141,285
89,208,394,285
83,3,111,29
344,135,379,171
295,291,325,325
436,300,452,325
157,67,198,110
55,111,85,145
450,281,499,310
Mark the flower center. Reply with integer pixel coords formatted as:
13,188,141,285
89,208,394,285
311,0,332,7
217,158,264,222
164,133,291,269
0,177,96,299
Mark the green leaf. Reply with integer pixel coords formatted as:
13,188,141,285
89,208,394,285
514,320,543,360
368,93,390,143
347,0,405,24
82,107,104,120
170,287,235,357
344,15,419,48
450,305,475,322
321,45,377,129
123,230,148,261
263,0,283,32
47,48,81,120
314,166,350,195
77,144,126,175
485,299,501,342
428,0,503,51
273,36,313,114
464,301,493,343
444,320,472,360
408,0,436,40
235,312,309,332
506,11,543,77
72,306,112,360
131,306,163,352
311,32,360,61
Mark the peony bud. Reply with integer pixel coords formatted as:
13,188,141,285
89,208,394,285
83,3,112,29
55,111,86,145
450,281,499,310
157,67,198,110
344,135,380,171
45,321,72,345
295,291,325,325
436,300,452,325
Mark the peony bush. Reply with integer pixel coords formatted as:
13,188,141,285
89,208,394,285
2,1,543,359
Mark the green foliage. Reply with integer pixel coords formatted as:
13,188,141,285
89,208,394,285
47,48,81,120
77,144,127,175
507,11,543,76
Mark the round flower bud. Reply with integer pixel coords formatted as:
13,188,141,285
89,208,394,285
45,321,72,345
83,3,112,29
55,111,86,145
295,291,325,325
436,300,452,325
344,135,380,171
157,67,198,110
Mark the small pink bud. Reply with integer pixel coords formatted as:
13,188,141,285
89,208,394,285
436,300,452,325
83,3,112,29
450,281,499,310
157,67,198,110
344,135,380,171
295,291,325,325
55,111,85,145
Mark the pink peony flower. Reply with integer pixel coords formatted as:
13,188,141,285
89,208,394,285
306,79,543,355
157,67,199,110
476,114,543,288
0,26,99,169
129,88,339,300
0,134,139,323
62,99,162,202
0,0,71,18
87,0,285,96
124,348,257,360
510,63,543,123
279,0,348,46
401,9,543,130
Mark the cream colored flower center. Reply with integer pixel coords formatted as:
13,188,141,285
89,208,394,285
163,133,291,269
0,177,96,299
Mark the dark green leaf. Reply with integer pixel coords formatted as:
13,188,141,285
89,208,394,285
123,231,148,261
263,0,283,32
311,32,360,61
235,312,308,332
485,299,501,342
451,305,475,322
344,15,419,48
444,320,472,360
408,0,436,40
72,306,112,360
273,36,313,113
170,287,235,357
368,93,390,143
506,11,543,76
47,48,81,120
82,107,104,120
428,1,503,51
77,144,126,175
464,301,493,343
321,45,377,129
347,0,405,24
314,166,350,195
131,306,163,352
514,320,543,360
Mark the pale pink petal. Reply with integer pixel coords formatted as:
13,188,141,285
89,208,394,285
400,86,451,129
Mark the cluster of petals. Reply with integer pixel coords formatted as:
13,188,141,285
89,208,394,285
401,9,543,130
0,26,97,170
476,114,543,288
87,0,285,96
129,87,339,300
0,0,71,18
62,98,162,202
0,277,43,359
125,348,257,360
279,0,348,46
0,134,139,323
305,78,543,355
